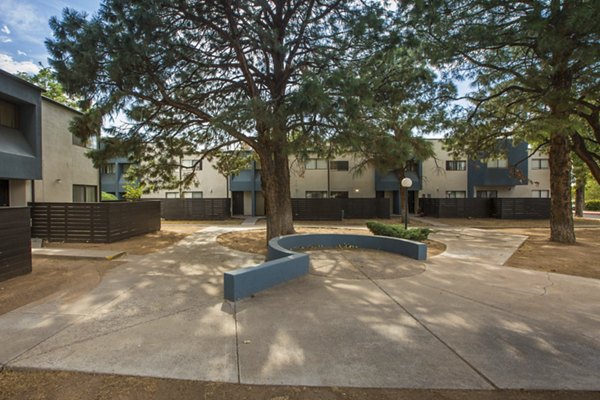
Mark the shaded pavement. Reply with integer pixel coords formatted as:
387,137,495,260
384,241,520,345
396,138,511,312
1,226,599,391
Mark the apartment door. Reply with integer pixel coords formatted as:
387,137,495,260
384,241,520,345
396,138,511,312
0,180,8,206
232,191,244,215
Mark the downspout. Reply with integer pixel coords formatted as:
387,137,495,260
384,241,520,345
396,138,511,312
251,160,256,217
115,161,121,200
30,180,35,205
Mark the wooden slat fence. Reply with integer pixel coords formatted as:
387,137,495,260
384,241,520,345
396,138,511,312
292,198,391,220
30,201,161,243
420,198,491,218
421,198,550,219
491,198,551,219
0,207,32,281
156,198,231,220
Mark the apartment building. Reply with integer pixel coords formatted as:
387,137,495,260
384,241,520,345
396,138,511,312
103,139,550,216
420,140,551,201
0,69,99,207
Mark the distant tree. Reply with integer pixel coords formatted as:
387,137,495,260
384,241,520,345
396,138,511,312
409,0,600,243
16,66,80,109
47,0,391,240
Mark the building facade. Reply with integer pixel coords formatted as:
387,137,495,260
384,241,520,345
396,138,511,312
0,69,99,207
104,139,550,216
0,70,43,207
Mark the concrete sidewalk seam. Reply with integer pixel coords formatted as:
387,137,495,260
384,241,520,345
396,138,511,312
340,251,497,389
9,303,205,366
233,302,241,384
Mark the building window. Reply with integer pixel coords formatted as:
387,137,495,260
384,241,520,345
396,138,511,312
477,190,498,198
73,185,97,202
182,159,202,170
531,159,549,169
532,190,550,198
330,160,349,171
121,163,133,175
0,99,18,128
330,191,349,199
306,191,327,199
183,191,203,198
486,158,508,168
446,191,466,198
165,192,179,198
405,160,418,172
305,159,327,170
446,160,466,171
101,163,116,174
72,134,97,148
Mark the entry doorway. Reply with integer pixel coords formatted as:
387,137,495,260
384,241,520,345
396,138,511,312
0,180,8,207
232,191,244,215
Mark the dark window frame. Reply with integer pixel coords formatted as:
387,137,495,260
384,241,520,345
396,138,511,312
446,160,466,171
73,184,97,203
330,160,349,171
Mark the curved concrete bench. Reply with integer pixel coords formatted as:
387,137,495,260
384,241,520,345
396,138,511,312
224,233,427,301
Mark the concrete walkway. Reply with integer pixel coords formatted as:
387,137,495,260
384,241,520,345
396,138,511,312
1,227,600,390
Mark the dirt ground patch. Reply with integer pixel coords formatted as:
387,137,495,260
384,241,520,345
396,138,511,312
216,227,445,257
0,257,121,315
502,228,600,279
0,369,597,400
44,229,190,255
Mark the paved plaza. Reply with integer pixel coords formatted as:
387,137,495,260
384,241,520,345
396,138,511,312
1,226,599,390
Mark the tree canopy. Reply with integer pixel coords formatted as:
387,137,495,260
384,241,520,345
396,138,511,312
408,0,600,243
16,66,81,109
47,0,395,239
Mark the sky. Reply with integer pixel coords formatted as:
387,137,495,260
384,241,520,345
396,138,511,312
0,0,100,75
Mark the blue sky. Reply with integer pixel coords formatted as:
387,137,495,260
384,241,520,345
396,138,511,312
0,0,100,74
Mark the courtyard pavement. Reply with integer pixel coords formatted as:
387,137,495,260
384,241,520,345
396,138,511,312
1,226,600,390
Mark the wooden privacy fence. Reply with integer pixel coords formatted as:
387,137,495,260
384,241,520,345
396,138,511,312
491,198,551,219
30,201,161,243
420,198,550,219
0,207,32,281
292,198,391,220
156,198,231,220
420,198,491,218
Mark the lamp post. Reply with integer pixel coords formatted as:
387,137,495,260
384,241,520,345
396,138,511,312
401,177,413,230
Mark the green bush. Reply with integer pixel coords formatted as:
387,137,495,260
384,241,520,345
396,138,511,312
366,221,431,242
585,200,600,211
101,191,118,201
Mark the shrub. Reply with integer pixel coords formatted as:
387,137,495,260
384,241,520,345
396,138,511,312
101,191,118,201
366,221,431,242
585,200,600,211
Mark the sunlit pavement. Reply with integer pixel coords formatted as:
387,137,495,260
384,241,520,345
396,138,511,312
1,226,599,390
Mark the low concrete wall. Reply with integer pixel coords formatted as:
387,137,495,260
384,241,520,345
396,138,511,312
224,233,427,301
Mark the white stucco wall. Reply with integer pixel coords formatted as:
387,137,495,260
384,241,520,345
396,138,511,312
421,140,468,197
9,180,28,206
289,154,376,198
142,157,229,199
34,99,99,202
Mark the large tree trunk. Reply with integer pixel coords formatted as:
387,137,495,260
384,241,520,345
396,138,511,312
548,132,576,243
259,150,295,241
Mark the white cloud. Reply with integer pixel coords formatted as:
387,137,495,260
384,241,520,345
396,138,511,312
0,0,48,45
0,52,40,74
0,36,12,43
1,25,10,34
17,50,27,56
